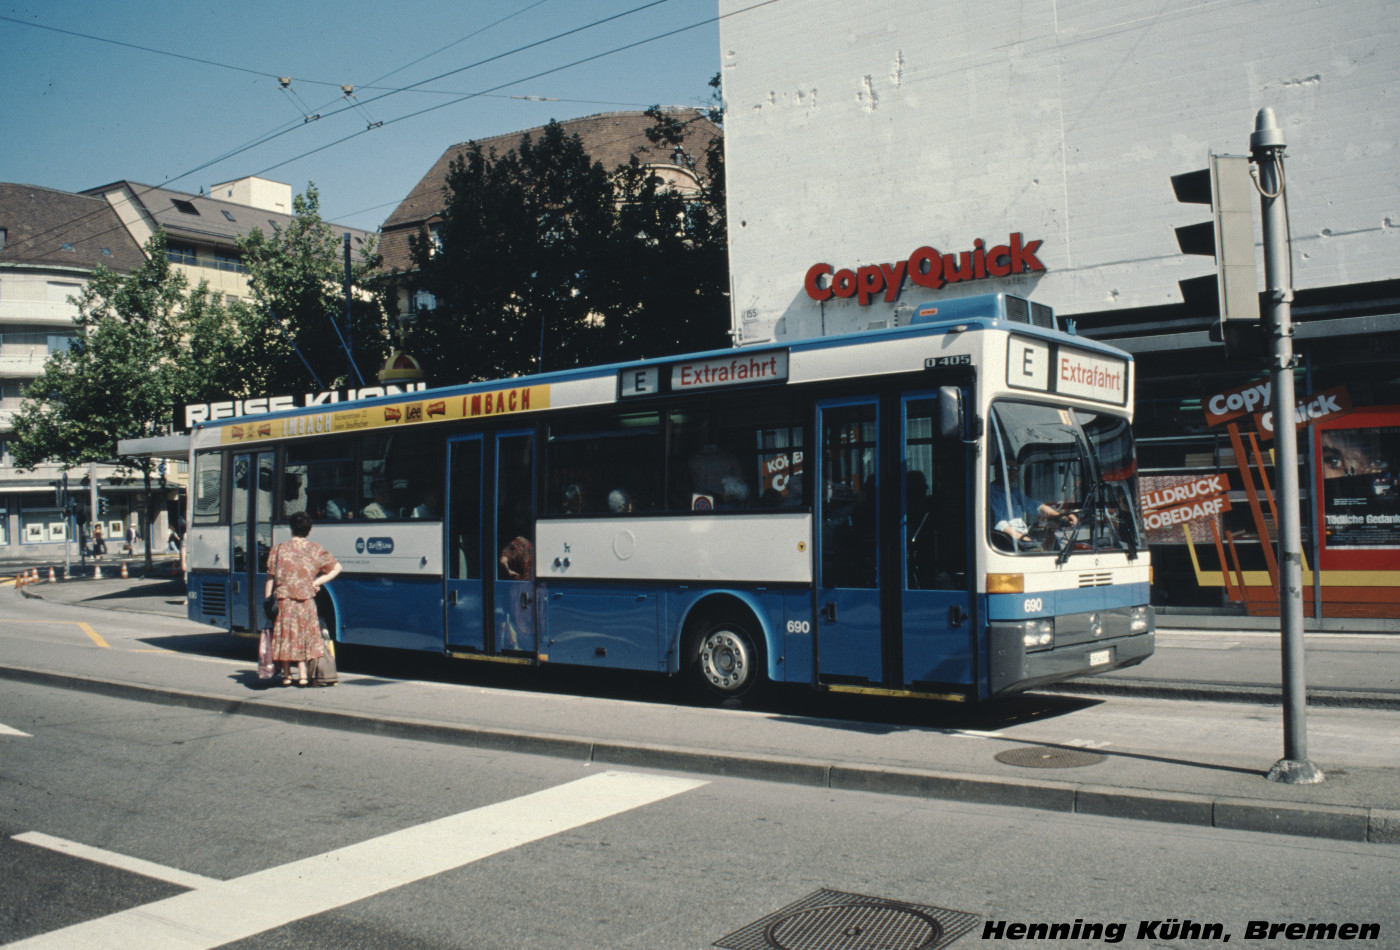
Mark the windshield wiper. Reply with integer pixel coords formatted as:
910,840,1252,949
1056,478,1104,566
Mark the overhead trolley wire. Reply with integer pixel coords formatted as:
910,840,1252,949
4,0,769,263
1,0,688,260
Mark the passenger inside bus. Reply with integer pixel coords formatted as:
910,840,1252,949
362,479,395,519
988,463,1076,550
412,487,441,519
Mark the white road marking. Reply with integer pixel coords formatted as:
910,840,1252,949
13,833,220,890
5,770,706,950
0,722,31,737
1064,738,1112,749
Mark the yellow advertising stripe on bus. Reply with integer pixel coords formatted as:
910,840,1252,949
219,384,552,445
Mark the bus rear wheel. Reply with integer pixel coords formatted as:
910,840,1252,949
691,620,760,700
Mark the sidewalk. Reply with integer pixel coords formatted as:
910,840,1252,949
6,574,1399,846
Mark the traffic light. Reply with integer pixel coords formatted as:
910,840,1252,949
98,497,109,517
1172,154,1261,358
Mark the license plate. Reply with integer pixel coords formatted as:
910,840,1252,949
1088,649,1111,667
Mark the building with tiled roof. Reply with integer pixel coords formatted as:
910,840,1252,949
0,183,150,555
0,176,375,558
81,177,376,303
379,109,720,315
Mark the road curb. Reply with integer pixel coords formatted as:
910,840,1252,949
2,663,1393,846
1042,678,1400,710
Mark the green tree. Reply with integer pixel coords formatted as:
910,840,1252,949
605,81,730,358
404,92,730,384
238,183,389,392
405,121,616,382
10,230,233,568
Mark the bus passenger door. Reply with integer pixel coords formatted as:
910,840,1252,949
901,393,974,689
230,450,274,633
444,435,485,652
493,431,535,654
815,399,884,683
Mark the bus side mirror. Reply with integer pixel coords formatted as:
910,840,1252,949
938,386,963,439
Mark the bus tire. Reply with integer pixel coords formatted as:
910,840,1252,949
689,618,762,700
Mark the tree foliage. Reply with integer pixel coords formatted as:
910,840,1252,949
404,90,730,385
237,183,389,392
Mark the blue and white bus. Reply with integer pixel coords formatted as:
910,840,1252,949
184,292,1154,702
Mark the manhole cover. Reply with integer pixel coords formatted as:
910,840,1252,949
994,745,1106,769
716,890,980,950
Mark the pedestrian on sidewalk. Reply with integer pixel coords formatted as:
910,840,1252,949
264,512,341,687
92,524,106,560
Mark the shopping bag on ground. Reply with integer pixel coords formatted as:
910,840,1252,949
257,629,275,680
311,626,338,686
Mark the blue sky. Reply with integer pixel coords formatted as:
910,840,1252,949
1,0,722,232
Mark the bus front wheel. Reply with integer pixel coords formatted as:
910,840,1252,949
691,620,761,700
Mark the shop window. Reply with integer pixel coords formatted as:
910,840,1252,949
19,501,66,544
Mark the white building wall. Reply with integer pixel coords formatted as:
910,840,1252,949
719,0,1400,343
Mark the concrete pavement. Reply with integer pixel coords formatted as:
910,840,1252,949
5,573,1399,846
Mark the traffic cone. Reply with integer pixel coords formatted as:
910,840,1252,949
29,569,38,584
48,566,56,583
120,562,129,579
14,572,23,588
93,564,102,579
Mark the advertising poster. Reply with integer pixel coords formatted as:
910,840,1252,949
1319,420,1400,549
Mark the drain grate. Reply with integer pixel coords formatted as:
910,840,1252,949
994,745,1106,769
715,889,980,950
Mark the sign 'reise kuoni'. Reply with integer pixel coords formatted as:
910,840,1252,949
804,233,1046,306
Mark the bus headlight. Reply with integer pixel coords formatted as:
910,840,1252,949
1021,618,1054,651
1130,606,1150,633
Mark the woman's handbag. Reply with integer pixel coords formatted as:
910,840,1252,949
263,596,278,622
257,629,275,679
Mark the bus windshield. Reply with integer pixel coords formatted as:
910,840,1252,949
987,401,1141,557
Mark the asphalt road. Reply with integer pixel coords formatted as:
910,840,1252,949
3,681,1397,950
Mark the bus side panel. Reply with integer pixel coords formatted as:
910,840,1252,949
334,575,444,652
541,583,662,670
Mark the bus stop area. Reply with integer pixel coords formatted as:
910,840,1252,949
6,573,1399,846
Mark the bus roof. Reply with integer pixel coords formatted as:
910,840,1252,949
190,293,1131,443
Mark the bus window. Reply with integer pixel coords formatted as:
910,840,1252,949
669,402,804,512
1075,410,1144,553
905,399,967,589
988,402,1090,554
820,404,878,588
191,451,224,525
359,429,443,520
285,438,356,521
545,410,662,515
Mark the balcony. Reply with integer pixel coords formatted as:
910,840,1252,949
0,299,80,325
0,352,49,380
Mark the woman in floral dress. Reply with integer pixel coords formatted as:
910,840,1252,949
264,511,341,686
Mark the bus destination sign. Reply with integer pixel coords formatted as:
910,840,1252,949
1006,337,1128,406
619,351,789,398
